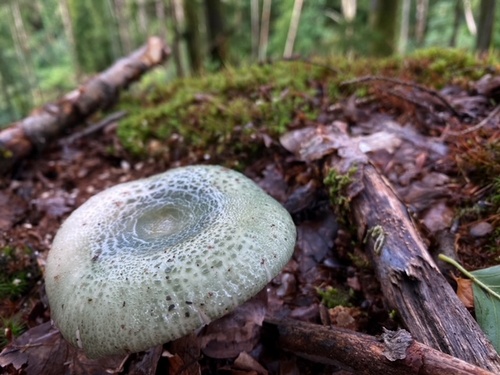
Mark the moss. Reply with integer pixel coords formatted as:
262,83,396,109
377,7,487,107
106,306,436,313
0,246,36,300
317,286,352,308
0,315,25,348
116,49,497,161
323,167,358,213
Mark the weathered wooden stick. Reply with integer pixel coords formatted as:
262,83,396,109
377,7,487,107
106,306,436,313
0,36,170,175
338,162,500,372
281,124,500,371
270,319,495,375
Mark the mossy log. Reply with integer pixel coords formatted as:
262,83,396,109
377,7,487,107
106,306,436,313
0,37,170,176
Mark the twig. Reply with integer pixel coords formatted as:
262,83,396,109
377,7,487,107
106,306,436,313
341,75,461,118
60,111,128,145
445,104,500,136
267,318,494,375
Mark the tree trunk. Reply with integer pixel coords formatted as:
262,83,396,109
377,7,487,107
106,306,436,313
168,0,185,77
251,0,260,60
476,0,496,55
369,0,400,56
259,0,272,61
449,1,463,47
0,37,170,176
113,0,133,54
58,0,79,76
398,0,411,54
184,0,203,73
415,0,428,45
204,0,227,70
283,0,304,58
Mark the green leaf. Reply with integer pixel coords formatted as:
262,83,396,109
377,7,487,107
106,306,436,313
471,265,500,353
438,255,500,354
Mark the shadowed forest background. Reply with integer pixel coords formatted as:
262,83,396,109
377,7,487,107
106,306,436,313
1,0,499,126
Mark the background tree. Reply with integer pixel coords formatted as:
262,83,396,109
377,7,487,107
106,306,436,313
68,0,119,73
476,0,496,55
369,0,400,56
204,0,227,70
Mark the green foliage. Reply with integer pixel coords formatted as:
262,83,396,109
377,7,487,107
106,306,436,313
117,61,326,156
323,166,357,212
317,286,352,308
0,315,25,348
439,255,500,353
0,246,34,299
68,0,118,73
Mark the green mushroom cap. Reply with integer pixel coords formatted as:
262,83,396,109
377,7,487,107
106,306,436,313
45,165,296,358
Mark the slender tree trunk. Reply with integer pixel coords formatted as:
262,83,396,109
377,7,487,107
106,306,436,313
58,0,79,75
463,0,477,36
476,0,496,55
251,0,260,60
9,0,43,104
137,0,148,38
398,0,411,54
204,0,227,70
449,1,463,47
259,0,272,61
415,0,428,45
369,0,400,56
184,0,203,73
168,0,185,77
284,0,304,58
114,0,133,54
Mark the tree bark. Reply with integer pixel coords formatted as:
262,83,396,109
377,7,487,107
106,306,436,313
258,0,272,62
476,0,496,55
204,0,227,70
369,0,400,56
283,0,304,58
0,37,170,176
339,162,500,372
184,0,203,73
270,319,495,375
281,123,500,371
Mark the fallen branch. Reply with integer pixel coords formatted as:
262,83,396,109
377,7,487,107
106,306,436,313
341,162,500,372
0,36,170,175
268,319,495,375
280,124,500,371
340,75,461,118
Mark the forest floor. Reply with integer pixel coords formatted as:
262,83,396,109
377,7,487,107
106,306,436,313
0,50,500,374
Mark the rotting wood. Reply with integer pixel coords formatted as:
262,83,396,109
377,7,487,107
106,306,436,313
0,36,170,175
281,122,500,371
337,161,500,372
268,318,495,375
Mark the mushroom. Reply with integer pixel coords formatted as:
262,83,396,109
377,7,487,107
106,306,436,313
45,165,296,358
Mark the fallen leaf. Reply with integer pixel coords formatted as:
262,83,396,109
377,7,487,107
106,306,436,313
454,276,474,309
471,265,500,353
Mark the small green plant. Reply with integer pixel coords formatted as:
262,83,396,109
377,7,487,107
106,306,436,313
0,315,25,348
323,166,358,213
317,286,352,308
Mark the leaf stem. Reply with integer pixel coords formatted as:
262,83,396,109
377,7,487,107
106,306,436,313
439,254,500,301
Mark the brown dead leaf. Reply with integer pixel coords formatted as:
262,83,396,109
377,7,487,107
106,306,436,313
0,322,162,375
233,352,268,375
454,276,474,309
199,290,267,359
329,306,363,331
